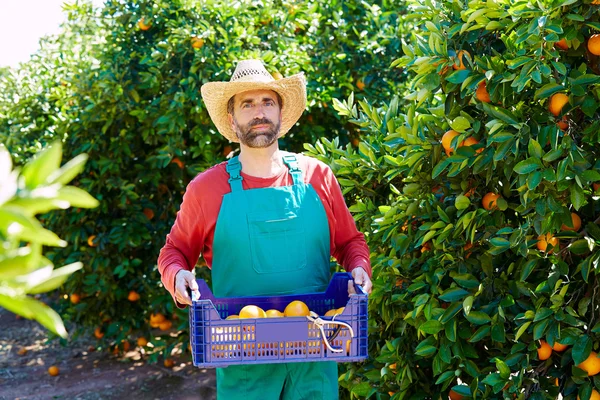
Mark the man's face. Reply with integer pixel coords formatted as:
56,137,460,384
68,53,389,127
228,89,282,148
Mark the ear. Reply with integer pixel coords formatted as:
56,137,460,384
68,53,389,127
228,113,235,130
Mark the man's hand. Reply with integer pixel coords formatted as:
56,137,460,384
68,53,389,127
348,267,372,295
174,269,200,306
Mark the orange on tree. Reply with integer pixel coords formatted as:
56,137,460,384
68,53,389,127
149,313,166,328
70,293,81,304
48,366,60,376
561,212,581,231
127,290,140,302
171,157,184,169
94,327,104,339
137,17,151,31
548,93,569,116
462,136,483,153
164,358,175,368
577,351,600,376
137,337,148,347
284,300,310,317
537,340,552,360
588,34,600,56
537,233,559,253
356,79,366,91
441,130,461,156
191,36,204,49
421,242,431,253
265,309,284,318
557,116,569,131
449,389,465,400
143,208,154,220
87,235,97,247
452,50,470,70
482,192,501,210
555,38,568,51
159,320,173,331
239,305,267,319
551,341,568,352
475,81,491,103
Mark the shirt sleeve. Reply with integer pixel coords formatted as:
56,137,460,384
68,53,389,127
157,179,205,308
324,166,372,277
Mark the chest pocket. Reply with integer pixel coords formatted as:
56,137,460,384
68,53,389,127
247,209,307,274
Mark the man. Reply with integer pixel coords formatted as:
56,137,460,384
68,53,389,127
157,59,372,399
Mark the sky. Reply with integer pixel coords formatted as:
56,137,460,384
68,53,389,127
0,0,103,69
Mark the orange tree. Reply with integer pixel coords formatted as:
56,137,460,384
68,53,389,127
306,0,600,398
0,0,402,361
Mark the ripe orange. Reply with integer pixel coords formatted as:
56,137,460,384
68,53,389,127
555,38,568,51
421,242,431,253
561,212,581,232
284,301,310,317
537,340,552,360
191,36,204,49
87,235,97,247
462,137,483,153
150,313,166,328
225,314,239,320
453,50,470,70
577,351,600,376
239,305,267,319
551,341,568,352
159,320,173,331
127,290,140,302
48,366,60,376
588,34,600,56
548,93,569,117
449,389,465,400
337,307,345,314
265,309,284,318
482,192,501,210
137,17,151,31
137,337,148,347
164,358,175,368
70,293,81,304
475,81,491,103
537,233,559,253
356,79,366,91
94,327,104,339
577,389,600,400
441,130,461,156
171,157,184,169
324,308,341,317
143,208,154,220
557,116,569,131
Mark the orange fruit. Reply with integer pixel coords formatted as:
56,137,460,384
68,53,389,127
441,130,461,156
482,192,501,210
537,233,559,253
351,138,360,147
561,212,581,231
87,235,97,247
453,50,470,70
94,327,104,339
588,34,600,56
577,389,600,400
121,341,130,352
594,182,600,193
555,38,568,51
324,308,340,317
127,290,140,302
537,340,553,360
191,36,204,49
171,157,184,169
551,341,568,352
577,351,600,376
158,320,173,331
150,313,166,327
138,17,151,31
449,389,465,400
356,79,366,91
70,293,81,304
475,81,491,103
137,337,148,347
462,137,483,153
225,314,239,320
395,278,404,287
337,307,345,314
48,366,60,376
17,347,27,356
284,301,310,317
548,93,569,117
164,358,175,368
143,208,154,220
239,305,267,319
421,242,431,253
265,309,284,318
557,116,569,131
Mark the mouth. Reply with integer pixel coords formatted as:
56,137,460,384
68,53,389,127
251,124,270,130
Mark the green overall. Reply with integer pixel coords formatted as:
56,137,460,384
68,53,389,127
211,154,339,400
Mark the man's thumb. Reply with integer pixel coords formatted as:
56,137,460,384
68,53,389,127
189,277,199,291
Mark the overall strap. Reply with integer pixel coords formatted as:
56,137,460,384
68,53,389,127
282,154,303,185
226,156,244,192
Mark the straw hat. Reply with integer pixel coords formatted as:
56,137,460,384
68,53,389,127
200,59,307,143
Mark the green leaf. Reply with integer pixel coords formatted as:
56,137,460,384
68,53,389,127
446,69,471,84
450,116,471,132
0,210,67,247
514,158,542,174
515,321,531,340
47,154,88,185
481,103,519,125
435,370,456,385
455,195,471,210
534,83,564,100
21,140,63,190
527,170,542,190
28,262,83,294
453,274,480,289
569,239,593,255
570,183,585,211
439,287,470,302
528,140,543,159
495,358,511,379
350,382,373,397
533,307,553,322
465,311,492,325
469,326,491,342
440,302,463,324
572,335,592,365
419,320,444,334
543,148,563,162
571,74,600,86
0,294,68,338
533,319,550,340
432,159,450,179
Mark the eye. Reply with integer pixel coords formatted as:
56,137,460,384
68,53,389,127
265,101,274,106
242,103,252,109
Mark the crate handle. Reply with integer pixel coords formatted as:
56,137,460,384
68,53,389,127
306,311,354,353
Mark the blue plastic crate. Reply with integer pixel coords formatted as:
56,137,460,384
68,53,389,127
189,272,368,368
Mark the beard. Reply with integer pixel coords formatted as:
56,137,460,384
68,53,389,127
233,117,281,148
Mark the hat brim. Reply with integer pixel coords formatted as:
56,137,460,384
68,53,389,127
201,73,307,143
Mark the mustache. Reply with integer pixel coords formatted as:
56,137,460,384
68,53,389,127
249,118,273,127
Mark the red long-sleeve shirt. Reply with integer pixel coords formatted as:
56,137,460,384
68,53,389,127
157,152,371,303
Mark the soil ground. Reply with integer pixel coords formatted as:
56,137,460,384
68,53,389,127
0,309,216,400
